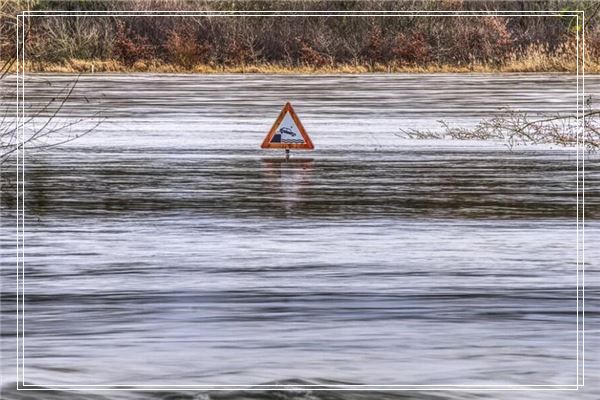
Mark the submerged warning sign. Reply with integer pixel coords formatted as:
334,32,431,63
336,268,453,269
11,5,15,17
261,102,314,149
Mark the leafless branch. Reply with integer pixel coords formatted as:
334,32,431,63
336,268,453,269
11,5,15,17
399,108,600,152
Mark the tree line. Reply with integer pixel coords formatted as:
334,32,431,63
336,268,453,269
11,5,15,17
1,0,599,71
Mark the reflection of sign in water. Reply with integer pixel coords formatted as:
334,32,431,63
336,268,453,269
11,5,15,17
261,158,314,214
261,102,314,149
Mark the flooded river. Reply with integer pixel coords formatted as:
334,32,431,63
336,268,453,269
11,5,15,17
0,74,598,399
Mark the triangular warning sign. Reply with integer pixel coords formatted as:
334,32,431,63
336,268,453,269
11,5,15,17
261,102,314,149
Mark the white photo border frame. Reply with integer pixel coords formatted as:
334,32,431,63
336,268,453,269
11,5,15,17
14,9,585,391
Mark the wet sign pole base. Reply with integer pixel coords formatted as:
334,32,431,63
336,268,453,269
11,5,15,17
261,102,314,160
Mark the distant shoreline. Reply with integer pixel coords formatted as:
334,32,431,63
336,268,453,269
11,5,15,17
4,58,598,74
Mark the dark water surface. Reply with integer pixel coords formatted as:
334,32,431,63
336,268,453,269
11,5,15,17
1,74,598,399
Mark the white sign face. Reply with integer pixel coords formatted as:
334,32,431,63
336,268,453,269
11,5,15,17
261,102,314,150
270,112,305,144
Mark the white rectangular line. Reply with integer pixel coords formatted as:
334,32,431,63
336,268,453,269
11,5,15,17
15,10,585,391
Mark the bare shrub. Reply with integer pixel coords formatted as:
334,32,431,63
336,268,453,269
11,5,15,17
223,39,252,66
444,16,513,65
399,107,600,152
0,1,19,74
27,15,114,64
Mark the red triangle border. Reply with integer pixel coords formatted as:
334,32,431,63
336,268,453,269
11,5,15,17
261,102,315,149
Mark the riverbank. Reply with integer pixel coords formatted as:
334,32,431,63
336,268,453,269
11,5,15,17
4,55,599,74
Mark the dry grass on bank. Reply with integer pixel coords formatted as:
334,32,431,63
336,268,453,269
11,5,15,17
502,42,594,73
3,53,600,74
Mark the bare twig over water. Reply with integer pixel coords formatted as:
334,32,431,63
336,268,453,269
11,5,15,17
0,75,104,165
1,3,103,165
399,106,600,151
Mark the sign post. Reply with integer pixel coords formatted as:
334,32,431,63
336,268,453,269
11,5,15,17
261,102,314,160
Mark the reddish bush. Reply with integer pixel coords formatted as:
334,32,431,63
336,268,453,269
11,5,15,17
361,25,385,64
297,39,329,67
164,29,211,68
392,31,430,65
113,21,153,66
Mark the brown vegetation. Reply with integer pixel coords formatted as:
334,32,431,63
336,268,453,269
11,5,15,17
1,0,600,73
